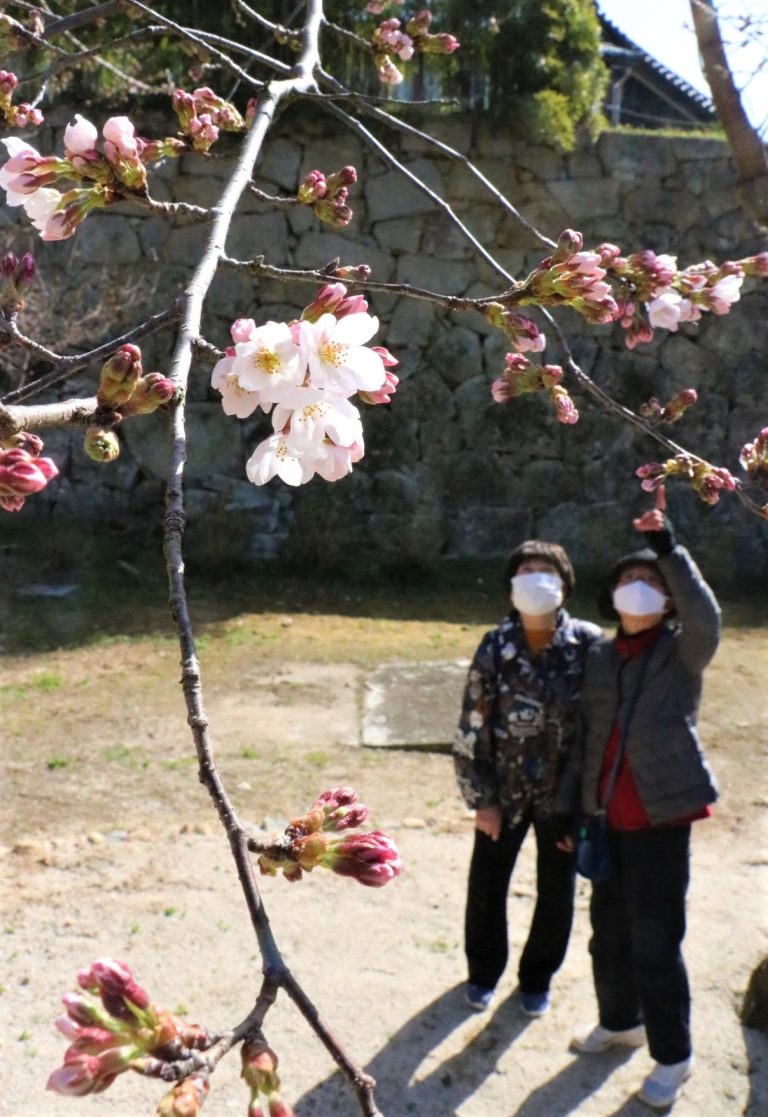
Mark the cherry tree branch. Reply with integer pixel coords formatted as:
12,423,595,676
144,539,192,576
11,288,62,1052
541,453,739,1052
0,396,97,439
158,3,385,1110
1,302,183,405
316,68,557,251
119,0,267,90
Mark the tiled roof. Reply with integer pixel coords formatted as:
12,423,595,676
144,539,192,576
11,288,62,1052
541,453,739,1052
599,13,716,118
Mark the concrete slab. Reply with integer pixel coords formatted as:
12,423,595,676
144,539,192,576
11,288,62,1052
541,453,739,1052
362,659,470,751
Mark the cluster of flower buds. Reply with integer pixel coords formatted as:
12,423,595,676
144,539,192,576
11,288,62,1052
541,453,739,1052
0,85,241,240
739,427,768,488
297,165,356,228
491,353,578,424
0,69,43,128
371,9,459,85
639,389,698,424
637,455,737,505
47,958,212,1103
211,282,398,486
0,433,58,511
84,345,174,464
1,249,35,315
482,303,546,354
503,231,768,350
172,87,246,154
255,787,403,887
514,229,619,325
241,1040,295,1117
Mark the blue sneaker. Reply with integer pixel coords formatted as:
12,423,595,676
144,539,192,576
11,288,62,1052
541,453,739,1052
466,983,495,1011
520,990,550,1017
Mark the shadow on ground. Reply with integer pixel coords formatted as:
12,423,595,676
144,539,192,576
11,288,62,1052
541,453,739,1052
294,983,637,1116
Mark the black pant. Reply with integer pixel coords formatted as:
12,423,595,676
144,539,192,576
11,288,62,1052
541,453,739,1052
590,826,692,1065
465,807,576,993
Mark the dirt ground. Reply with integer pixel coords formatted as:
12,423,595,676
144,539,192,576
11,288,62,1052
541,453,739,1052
2,651,768,1117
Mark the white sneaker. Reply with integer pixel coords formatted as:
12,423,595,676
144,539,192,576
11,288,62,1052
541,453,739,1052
571,1022,647,1054
638,1056,693,1109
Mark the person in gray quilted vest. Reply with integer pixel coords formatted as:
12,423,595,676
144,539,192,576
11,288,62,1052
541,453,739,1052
568,486,720,1111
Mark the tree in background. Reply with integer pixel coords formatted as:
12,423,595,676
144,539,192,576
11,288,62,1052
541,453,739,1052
690,0,768,226
439,0,608,148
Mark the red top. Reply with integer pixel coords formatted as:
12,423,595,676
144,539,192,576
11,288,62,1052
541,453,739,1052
598,623,712,830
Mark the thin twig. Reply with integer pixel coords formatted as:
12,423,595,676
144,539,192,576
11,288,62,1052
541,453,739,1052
1,302,183,405
317,67,557,251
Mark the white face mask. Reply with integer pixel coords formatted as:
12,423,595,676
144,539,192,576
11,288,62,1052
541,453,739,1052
612,580,667,617
511,572,564,616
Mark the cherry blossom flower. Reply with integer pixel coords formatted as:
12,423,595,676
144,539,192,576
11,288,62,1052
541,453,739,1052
706,273,743,314
230,321,304,403
300,312,386,395
211,351,264,419
272,391,364,455
245,433,309,487
647,289,683,331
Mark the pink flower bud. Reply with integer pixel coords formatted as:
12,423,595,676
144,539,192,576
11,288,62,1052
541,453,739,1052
16,251,36,294
359,369,399,405
64,114,99,156
1,250,18,278
325,165,357,197
333,264,372,282
635,462,668,492
0,70,18,96
662,388,698,423
418,32,460,54
97,344,143,408
744,252,768,277
188,113,220,152
376,54,404,85
334,292,369,317
241,1040,281,1094
230,318,257,343
84,958,151,1013
120,373,175,416
553,228,584,263
102,116,139,159
157,1073,209,1117
325,831,403,887
12,103,44,127
301,283,348,322
405,9,432,36
313,195,353,228
550,385,579,424
0,446,58,509
297,169,327,204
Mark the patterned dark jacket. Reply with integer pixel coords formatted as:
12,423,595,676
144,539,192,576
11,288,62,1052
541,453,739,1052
454,610,602,826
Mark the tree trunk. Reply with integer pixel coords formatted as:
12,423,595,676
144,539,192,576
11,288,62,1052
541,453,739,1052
689,0,768,227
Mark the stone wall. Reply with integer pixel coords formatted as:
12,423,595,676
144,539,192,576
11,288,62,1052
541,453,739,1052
5,107,768,586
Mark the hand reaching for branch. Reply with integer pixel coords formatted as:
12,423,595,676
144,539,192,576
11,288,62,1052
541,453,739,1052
633,482,666,534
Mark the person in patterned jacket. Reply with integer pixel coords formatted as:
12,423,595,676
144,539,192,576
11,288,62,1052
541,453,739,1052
453,540,601,1016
